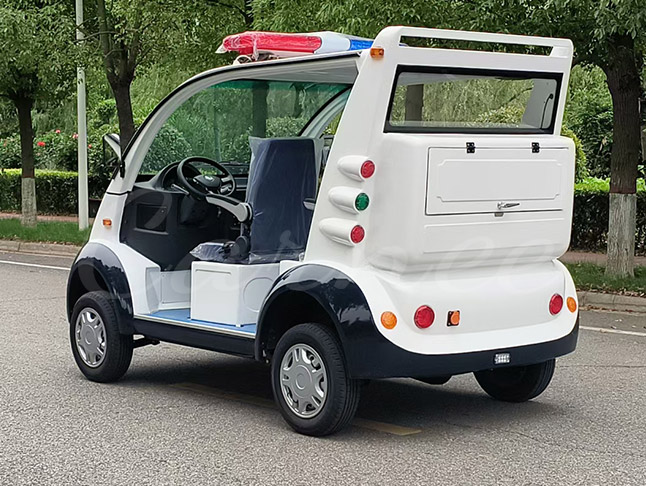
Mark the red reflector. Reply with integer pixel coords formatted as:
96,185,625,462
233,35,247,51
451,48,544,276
414,305,435,329
549,294,563,315
360,160,375,179
350,225,365,243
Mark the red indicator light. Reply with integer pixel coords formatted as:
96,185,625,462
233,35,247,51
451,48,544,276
414,305,435,329
350,225,365,244
549,294,563,315
360,160,375,179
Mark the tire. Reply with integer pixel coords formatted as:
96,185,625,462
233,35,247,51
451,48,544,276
474,359,556,402
70,291,133,383
271,323,360,436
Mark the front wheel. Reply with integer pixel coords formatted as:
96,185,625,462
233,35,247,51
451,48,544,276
474,359,556,402
70,291,133,383
271,323,360,436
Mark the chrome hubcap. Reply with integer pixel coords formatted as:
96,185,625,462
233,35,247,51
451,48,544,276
280,344,328,418
75,308,106,368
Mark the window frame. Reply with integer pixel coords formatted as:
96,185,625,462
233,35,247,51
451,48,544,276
383,65,563,135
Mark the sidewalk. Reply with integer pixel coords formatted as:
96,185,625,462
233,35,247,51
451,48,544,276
0,212,81,223
561,251,646,267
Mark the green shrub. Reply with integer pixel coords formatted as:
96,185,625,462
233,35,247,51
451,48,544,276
0,134,22,169
34,130,78,171
572,177,646,254
0,169,106,215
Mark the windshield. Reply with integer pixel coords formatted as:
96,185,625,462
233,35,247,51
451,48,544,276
386,67,561,134
141,79,349,175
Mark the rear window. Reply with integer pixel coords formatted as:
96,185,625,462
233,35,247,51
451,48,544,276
386,67,561,134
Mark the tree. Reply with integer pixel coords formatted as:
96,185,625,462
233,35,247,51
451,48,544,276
0,1,74,226
85,0,248,154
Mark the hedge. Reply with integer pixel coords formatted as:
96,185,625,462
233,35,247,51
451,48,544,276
0,171,644,254
572,178,646,254
0,169,108,215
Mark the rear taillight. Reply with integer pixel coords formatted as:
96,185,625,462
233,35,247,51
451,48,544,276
414,305,435,328
549,294,563,315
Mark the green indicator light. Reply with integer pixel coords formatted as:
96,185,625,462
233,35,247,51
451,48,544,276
355,193,370,211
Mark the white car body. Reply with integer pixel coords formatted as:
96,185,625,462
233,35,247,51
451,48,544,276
69,26,578,383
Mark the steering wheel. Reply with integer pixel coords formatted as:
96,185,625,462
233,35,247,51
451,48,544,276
176,156,237,199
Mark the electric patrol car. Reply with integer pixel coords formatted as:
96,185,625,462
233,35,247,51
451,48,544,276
67,26,579,436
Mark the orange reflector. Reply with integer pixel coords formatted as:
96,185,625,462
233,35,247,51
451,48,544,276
448,310,460,326
370,46,384,58
102,218,112,227
381,311,397,329
567,297,577,313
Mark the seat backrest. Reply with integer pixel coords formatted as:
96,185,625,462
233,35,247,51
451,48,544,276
246,138,318,263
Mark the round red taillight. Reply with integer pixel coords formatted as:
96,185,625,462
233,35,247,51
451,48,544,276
361,160,375,179
350,225,365,243
549,294,563,315
414,305,435,329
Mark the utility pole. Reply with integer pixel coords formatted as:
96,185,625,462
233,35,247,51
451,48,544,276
76,0,89,230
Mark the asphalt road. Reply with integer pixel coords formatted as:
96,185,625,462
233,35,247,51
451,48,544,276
0,250,645,485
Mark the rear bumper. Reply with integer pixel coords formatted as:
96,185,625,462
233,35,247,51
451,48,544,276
349,317,578,379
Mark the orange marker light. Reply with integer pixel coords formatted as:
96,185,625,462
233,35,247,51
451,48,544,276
370,46,385,59
102,218,112,227
448,310,460,326
381,311,397,329
567,297,577,313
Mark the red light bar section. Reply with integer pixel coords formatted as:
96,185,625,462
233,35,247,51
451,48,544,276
222,31,323,56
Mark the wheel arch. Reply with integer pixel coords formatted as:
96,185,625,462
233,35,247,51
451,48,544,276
255,264,378,377
67,243,134,334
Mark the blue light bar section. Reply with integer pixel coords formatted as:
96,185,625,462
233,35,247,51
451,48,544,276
348,39,374,51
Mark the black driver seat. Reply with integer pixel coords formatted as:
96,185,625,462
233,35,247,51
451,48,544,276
200,138,318,264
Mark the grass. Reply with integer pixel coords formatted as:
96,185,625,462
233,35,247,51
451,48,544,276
0,218,90,246
565,262,646,297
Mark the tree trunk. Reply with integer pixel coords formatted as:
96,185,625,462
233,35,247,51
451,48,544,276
15,96,37,227
405,85,424,121
604,35,642,277
112,82,136,153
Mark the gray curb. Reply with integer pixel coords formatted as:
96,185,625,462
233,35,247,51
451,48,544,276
578,291,646,313
0,240,80,257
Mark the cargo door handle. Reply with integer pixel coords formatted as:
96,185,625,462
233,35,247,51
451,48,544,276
497,201,520,210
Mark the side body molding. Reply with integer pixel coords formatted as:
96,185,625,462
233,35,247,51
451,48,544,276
255,264,380,377
66,243,134,334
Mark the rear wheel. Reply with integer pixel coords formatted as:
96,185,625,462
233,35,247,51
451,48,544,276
271,323,360,436
70,291,133,383
474,359,556,402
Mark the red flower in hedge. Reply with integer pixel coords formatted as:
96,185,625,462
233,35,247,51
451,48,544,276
37,141,46,147
55,129,61,134
72,133,78,139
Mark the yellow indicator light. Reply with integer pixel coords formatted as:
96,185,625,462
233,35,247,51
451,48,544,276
102,218,112,227
381,311,397,329
370,46,385,59
567,297,577,313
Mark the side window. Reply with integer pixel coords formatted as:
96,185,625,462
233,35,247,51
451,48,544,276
141,80,349,176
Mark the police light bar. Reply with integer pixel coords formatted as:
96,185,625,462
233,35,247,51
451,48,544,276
217,31,374,61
